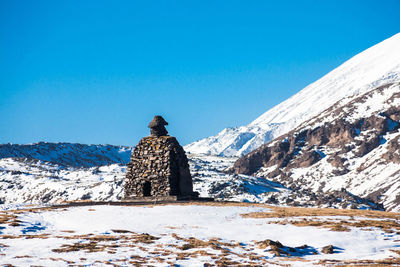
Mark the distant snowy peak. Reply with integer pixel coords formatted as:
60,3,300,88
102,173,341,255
185,32,400,157
0,142,132,168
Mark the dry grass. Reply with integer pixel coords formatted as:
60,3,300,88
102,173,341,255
238,205,400,234
4,200,399,219
0,235,23,239
48,257,75,264
351,219,400,233
266,218,352,232
241,205,400,219
60,230,75,233
317,257,400,266
0,212,19,226
13,255,32,258
167,233,319,264
261,217,400,234
51,232,160,254
24,234,50,239
52,240,106,253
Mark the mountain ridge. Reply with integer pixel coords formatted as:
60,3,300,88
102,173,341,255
231,81,400,211
0,142,132,168
185,33,400,157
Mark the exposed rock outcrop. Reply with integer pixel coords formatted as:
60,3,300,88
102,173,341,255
231,83,400,211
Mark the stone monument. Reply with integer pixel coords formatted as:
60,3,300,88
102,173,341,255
124,115,198,200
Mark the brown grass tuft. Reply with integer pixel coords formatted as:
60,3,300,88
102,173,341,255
241,205,400,219
52,241,105,253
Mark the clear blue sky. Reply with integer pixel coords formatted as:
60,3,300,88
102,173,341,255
1,0,399,146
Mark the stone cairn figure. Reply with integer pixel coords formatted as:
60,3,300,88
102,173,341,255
148,115,168,137
124,115,198,199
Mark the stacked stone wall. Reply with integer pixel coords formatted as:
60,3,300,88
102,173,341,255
124,136,193,198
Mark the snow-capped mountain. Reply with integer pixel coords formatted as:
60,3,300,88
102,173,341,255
185,33,400,157
231,79,400,211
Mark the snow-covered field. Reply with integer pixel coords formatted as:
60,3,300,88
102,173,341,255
1,203,400,266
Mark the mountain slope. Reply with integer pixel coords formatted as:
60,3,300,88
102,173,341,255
185,33,400,156
231,81,400,211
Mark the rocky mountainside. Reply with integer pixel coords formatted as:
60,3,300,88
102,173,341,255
0,142,381,210
185,33,400,157
231,81,400,211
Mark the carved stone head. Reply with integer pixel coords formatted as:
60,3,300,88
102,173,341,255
148,115,168,137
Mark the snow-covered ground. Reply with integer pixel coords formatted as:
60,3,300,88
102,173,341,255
0,151,379,210
0,157,126,203
1,203,400,266
0,152,291,205
189,154,291,203
185,32,400,156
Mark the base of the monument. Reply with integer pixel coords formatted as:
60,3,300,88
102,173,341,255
122,195,214,202
50,196,214,209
